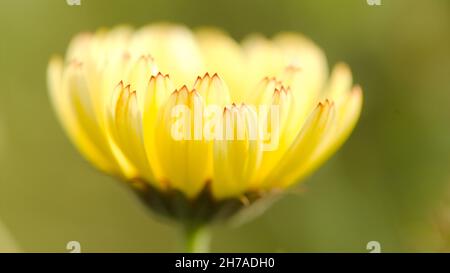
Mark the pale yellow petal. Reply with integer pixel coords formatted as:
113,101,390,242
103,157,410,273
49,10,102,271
263,101,336,188
106,82,158,186
193,73,231,106
274,33,328,96
143,73,174,183
212,105,262,199
156,87,211,198
323,62,353,103
48,57,119,174
303,87,363,179
126,55,159,111
196,28,246,102
131,24,204,86
242,34,285,94
252,87,293,185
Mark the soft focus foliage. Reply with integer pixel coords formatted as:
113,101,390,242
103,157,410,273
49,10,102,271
0,221,19,253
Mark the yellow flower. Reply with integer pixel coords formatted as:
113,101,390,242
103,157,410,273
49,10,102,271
47,23,362,222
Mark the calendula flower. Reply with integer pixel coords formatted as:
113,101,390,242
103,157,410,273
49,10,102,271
47,23,362,251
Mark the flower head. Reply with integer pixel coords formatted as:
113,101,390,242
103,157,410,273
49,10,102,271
48,23,362,222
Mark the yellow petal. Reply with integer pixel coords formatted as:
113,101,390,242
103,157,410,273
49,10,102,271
131,24,204,86
143,73,174,183
274,33,328,96
125,55,159,111
303,86,363,179
252,87,294,185
263,100,336,188
242,34,285,91
252,76,282,105
48,57,119,174
323,62,353,103
156,87,211,198
193,73,231,106
277,66,320,130
212,105,262,199
196,28,246,102
106,82,159,187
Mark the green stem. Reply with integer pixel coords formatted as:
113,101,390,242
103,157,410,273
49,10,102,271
182,223,211,253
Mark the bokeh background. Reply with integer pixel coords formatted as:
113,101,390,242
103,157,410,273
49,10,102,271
1,0,450,252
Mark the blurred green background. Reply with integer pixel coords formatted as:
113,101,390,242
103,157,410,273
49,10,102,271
1,0,450,252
